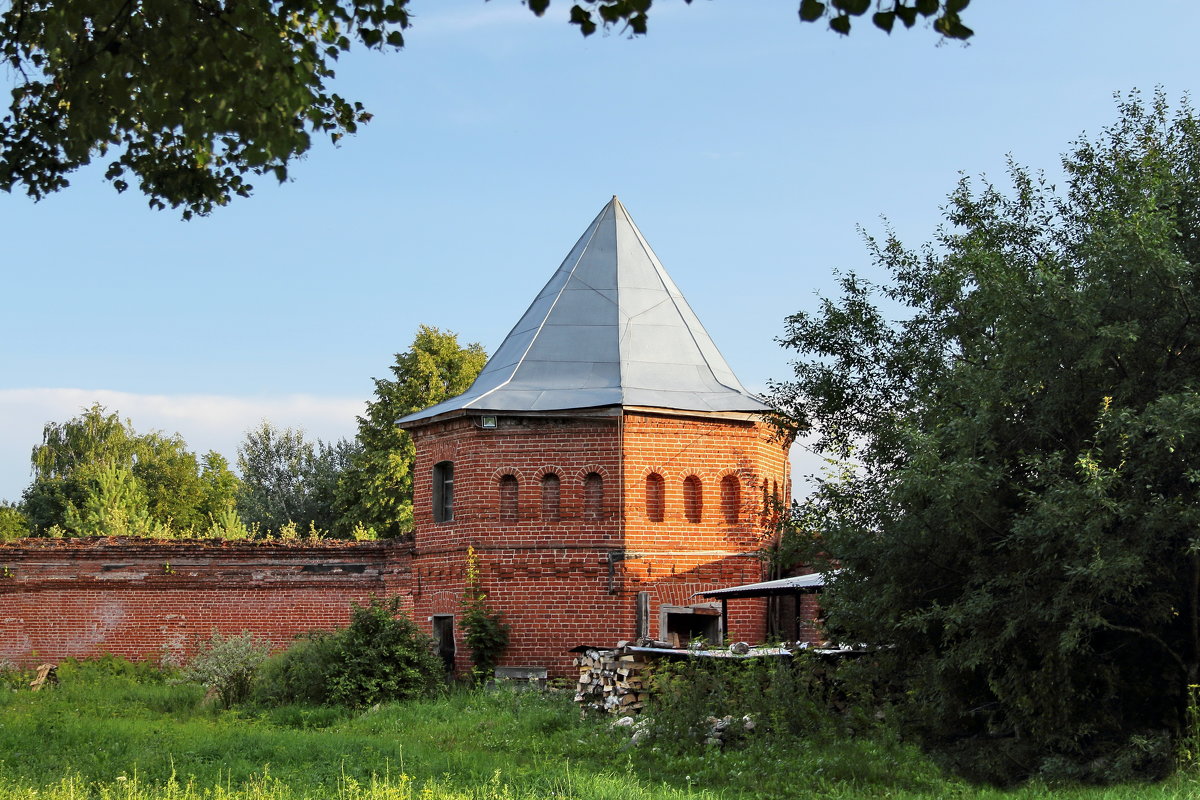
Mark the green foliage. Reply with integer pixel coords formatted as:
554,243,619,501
340,326,486,539
1180,685,1200,770
9,657,1200,798
1,3,969,217
136,432,208,530
643,652,876,750
252,631,342,706
235,422,357,537
772,90,1200,783
22,404,242,538
255,597,440,707
198,452,241,521
560,0,971,39
0,660,30,691
0,0,411,218
460,546,511,684
325,597,441,707
62,462,154,536
179,631,271,709
0,501,29,541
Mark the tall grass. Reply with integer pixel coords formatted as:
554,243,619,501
3,658,1200,799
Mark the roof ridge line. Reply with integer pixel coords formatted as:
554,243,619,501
619,201,754,400
466,202,610,410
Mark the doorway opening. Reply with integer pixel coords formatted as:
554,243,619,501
432,615,456,676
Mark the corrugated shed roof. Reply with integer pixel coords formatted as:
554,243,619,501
399,197,771,425
693,573,826,599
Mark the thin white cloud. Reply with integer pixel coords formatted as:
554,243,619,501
0,388,364,502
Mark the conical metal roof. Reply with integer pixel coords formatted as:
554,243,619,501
400,197,771,424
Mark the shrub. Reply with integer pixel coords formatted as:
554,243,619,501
255,597,440,708
643,651,879,750
253,631,341,706
327,597,440,706
180,631,271,708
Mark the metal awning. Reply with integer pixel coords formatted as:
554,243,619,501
693,572,826,600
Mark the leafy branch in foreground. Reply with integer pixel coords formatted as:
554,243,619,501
0,0,411,218
552,0,972,39
2,1,970,217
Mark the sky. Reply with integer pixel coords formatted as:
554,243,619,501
2,1,1198,503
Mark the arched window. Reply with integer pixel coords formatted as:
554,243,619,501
683,475,702,524
583,472,604,519
433,461,454,523
720,475,740,525
499,474,518,522
646,472,664,523
541,473,561,521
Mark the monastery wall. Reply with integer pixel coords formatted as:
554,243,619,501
0,538,412,667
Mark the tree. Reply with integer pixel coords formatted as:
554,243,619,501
62,461,154,537
23,403,140,533
460,545,510,684
1,1,969,218
198,451,243,522
133,432,208,530
772,91,1200,782
339,325,486,539
0,501,29,541
23,404,240,536
236,421,356,535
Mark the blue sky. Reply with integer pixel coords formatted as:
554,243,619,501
2,1,1198,502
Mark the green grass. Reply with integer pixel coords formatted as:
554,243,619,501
2,660,1200,800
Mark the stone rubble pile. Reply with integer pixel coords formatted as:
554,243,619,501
701,713,756,747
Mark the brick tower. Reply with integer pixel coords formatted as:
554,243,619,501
398,198,790,677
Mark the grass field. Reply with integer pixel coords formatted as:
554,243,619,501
2,659,1199,800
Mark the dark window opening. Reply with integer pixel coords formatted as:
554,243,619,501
541,473,561,521
583,472,604,519
499,474,518,522
432,615,455,676
721,475,740,525
662,605,721,648
683,475,702,524
646,472,664,523
433,461,454,523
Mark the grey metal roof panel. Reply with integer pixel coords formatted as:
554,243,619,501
399,197,771,425
693,573,827,599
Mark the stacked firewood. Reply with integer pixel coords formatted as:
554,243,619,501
573,642,652,714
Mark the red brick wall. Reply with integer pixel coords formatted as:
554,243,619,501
404,408,793,677
1,408,798,675
0,538,413,667
620,410,790,649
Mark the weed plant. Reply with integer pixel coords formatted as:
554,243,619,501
179,632,271,708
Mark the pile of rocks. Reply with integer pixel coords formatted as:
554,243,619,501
700,714,756,747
